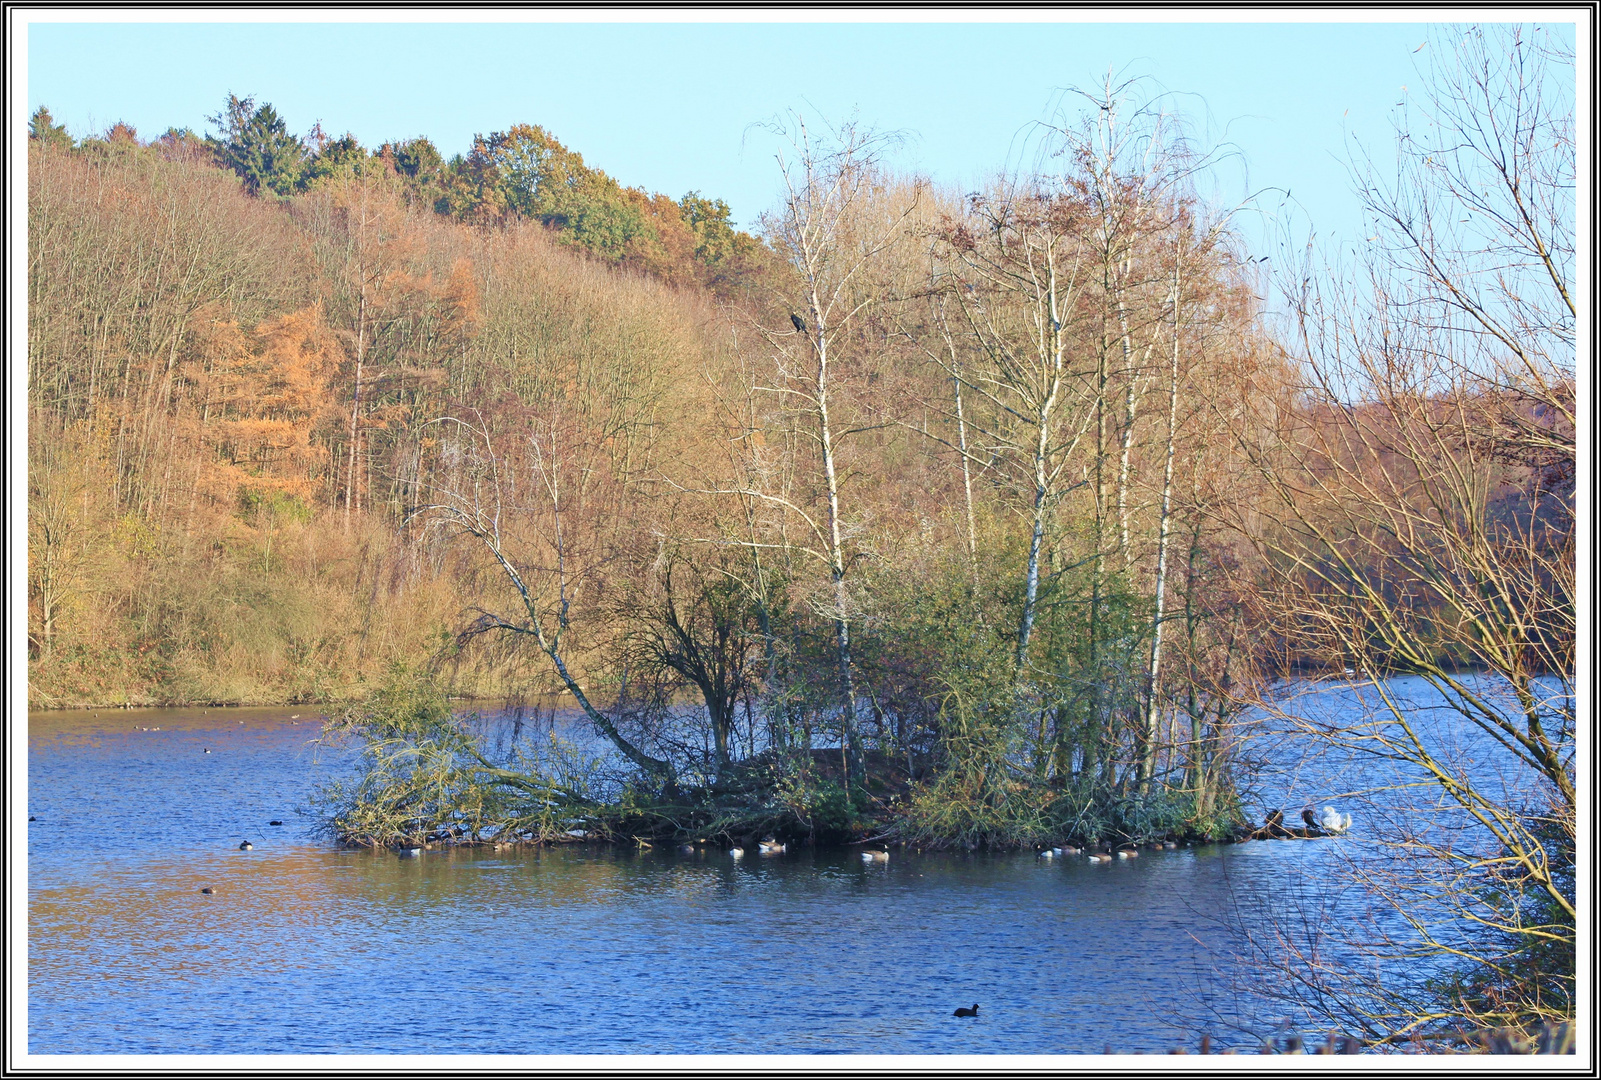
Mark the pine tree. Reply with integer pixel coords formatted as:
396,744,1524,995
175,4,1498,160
206,94,307,197
29,106,72,150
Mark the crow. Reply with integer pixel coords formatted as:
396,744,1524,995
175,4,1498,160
790,312,807,334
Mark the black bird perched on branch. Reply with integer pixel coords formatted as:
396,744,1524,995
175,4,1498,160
790,312,807,334
953,1003,979,1018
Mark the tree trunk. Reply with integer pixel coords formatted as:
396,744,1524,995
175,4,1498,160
948,336,979,598
814,318,863,787
1139,245,1183,791
1016,416,1050,671
345,285,366,532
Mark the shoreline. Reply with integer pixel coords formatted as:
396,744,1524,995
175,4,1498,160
24,690,572,714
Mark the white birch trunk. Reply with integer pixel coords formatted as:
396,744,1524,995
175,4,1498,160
1139,239,1183,790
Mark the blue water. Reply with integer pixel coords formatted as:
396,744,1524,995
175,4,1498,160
29,682,1531,1057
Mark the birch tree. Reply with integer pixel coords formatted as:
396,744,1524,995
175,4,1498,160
931,182,1098,676
746,116,921,787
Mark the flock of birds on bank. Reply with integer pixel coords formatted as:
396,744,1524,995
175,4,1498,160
198,782,1350,896
1255,805,1354,839
722,802,1355,864
704,815,1354,866
209,803,1353,879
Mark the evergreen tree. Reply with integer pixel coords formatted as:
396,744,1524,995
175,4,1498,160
29,106,72,150
383,136,443,181
207,94,307,197
379,137,445,208
303,130,371,186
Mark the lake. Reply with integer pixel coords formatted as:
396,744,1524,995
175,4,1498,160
26,679,1541,1057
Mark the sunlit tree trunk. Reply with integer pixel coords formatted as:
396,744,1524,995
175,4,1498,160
416,414,678,791
1139,239,1183,791
809,311,862,779
947,335,980,596
345,283,366,531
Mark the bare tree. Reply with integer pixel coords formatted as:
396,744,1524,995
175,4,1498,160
1227,23,1575,1038
615,538,762,780
1045,78,1252,791
931,179,1098,676
742,114,922,786
27,422,96,658
411,410,678,791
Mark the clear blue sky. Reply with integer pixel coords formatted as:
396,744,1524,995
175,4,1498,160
18,14,1578,261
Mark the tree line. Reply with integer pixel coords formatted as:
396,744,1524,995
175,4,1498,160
31,96,772,292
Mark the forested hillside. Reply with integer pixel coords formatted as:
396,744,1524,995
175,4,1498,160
27,103,767,707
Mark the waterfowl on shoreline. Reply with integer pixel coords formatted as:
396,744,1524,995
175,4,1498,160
1036,848,1054,860
1116,849,1132,859
200,886,215,894
861,849,889,863
1060,845,1081,855
1087,852,1112,863
1252,809,1294,840
729,846,744,859
759,837,787,854
679,844,697,855
1301,807,1319,830
953,1004,979,1018
1319,806,1352,833
399,847,422,857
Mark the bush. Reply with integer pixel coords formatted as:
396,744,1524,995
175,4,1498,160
309,666,585,847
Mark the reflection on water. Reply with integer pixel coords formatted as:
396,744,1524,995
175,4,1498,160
29,702,1377,1055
